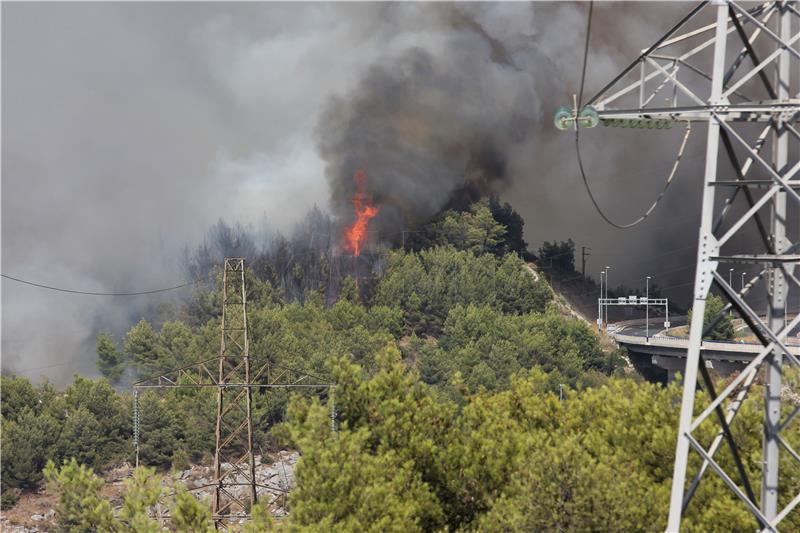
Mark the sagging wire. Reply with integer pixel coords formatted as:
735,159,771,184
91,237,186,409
575,122,692,229
576,0,693,229
1,273,200,296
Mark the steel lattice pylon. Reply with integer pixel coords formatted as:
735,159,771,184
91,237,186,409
213,257,258,521
132,258,334,529
560,1,800,531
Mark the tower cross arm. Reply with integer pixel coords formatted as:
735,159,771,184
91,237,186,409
594,101,800,123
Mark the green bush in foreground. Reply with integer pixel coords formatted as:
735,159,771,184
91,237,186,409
43,459,239,533
284,354,798,532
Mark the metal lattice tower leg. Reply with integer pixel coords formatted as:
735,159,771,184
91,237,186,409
555,1,800,530
665,6,732,528
212,258,258,523
664,4,798,531
762,5,791,518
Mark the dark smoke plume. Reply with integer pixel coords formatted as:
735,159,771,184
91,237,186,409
315,2,748,314
318,5,538,238
316,3,701,244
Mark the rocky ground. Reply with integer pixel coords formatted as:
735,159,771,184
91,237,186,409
0,450,299,532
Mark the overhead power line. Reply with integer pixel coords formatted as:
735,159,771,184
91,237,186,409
5,360,77,374
0,273,200,296
575,0,692,229
576,0,594,111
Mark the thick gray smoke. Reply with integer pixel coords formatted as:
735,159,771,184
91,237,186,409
318,4,536,233
318,2,706,249
2,2,337,382
5,2,751,384
319,1,788,314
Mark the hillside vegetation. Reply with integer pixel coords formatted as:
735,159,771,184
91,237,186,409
2,199,798,531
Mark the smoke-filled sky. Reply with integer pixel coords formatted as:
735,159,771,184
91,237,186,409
4,2,781,383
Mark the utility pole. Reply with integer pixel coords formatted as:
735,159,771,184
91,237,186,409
581,246,591,278
556,2,799,530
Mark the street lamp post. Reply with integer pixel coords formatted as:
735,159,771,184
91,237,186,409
646,276,651,341
605,266,611,330
741,272,746,291
599,270,605,331
729,269,734,315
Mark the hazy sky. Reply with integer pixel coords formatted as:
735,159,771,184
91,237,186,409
4,2,752,382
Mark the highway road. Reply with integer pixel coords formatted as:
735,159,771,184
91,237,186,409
614,316,800,344
611,317,800,382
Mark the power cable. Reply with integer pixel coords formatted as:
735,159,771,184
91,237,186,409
4,360,77,374
1,273,201,296
577,0,594,111
575,0,692,229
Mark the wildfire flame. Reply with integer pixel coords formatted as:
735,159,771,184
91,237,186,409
344,169,379,256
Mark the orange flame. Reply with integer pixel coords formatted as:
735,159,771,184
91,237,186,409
344,169,379,256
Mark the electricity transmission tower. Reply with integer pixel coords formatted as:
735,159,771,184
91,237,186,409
213,258,257,520
558,2,799,530
133,258,334,529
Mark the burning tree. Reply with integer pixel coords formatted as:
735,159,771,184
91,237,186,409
343,169,379,257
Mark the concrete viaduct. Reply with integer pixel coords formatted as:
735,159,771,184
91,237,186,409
611,321,800,383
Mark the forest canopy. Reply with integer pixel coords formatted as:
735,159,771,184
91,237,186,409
2,199,796,532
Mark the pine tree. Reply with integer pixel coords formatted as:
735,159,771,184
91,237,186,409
688,294,736,341
124,320,159,377
44,458,117,532
118,467,162,533
96,331,125,383
171,487,214,533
